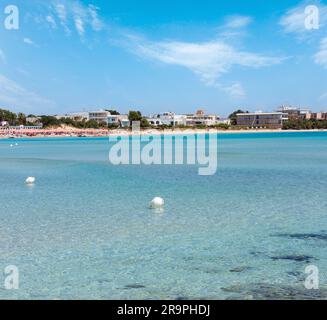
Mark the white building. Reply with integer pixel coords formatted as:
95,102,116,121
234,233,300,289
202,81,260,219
157,112,187,126
216,118,231,125
186,110,220,126
147,116,164,126
88,110,110,124
67,112,89,122
1,121,9,127
108,114,129,128
120,117,130,128
276,105,311,120
63,110,130,127
26,116,42,124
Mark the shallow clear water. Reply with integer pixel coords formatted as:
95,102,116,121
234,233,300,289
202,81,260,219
1,132,327,299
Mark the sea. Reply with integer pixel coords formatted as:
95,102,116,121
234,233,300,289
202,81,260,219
1,132,327,300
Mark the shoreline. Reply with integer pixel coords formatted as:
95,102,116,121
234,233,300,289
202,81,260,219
1,128,327,139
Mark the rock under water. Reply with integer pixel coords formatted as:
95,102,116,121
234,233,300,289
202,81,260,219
221,283,327,300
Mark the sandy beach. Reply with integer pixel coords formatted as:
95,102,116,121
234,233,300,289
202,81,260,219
1,127,327,139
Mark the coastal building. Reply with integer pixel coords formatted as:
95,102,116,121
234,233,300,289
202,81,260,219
147,116,164,126
120,118,130,128
26,116,42,124
9,125,43,130
1,121,9,127
159,112,187,126
67,112,89,122
305,112,327,120
276,106,311,120
186,110,220,126
54,114,66,120
216,118,231,125
236,112,288,129
88,110,110,124
61,110,130,127
108,114,129,127
145,112,187,127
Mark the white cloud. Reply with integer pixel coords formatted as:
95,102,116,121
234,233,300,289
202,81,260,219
46,15,57,29
88,5,104,32
314,37,327,68
74,16,85,36
279,1,327,36
220,83,246,99
122,34,284,97
224,16,253,29
23,38,35,46
51,1,104,37
0,50,6,64
55,3,70,33
0,75,55,112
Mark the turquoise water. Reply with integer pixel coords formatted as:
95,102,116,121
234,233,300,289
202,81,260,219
1,132,327,299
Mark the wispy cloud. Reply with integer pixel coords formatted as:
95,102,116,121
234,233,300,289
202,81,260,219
55,3,70,33
23,38,35,46
46,15,57,29
0,50,6,64
50,1,104,37
224,15,253,29
88,4,104,32
314,37,327,68
0,74,55,112
220,82,246,99
120,33,284,98
74,16,85,36
318,90,327,101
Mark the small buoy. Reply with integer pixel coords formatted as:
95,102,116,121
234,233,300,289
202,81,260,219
15,143,18,146
10,144,13,147
149,197,164,209
25,177,36,184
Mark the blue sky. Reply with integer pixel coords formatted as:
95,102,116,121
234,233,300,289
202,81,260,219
0,0,327,116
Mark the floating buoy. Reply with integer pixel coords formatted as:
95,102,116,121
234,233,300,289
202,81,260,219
15,143,18,146
25,177,36,185
149,197,164,209
10,144,13,147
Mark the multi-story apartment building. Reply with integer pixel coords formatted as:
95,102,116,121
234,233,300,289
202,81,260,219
88,110,110,124
305,112,327,120
236,112,288,129
277,106,311,120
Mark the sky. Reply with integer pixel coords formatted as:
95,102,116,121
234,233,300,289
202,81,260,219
0,0,327,116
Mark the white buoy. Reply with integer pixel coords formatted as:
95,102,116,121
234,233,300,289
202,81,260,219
10,144,13,147
149,197,164,209
15,143,18,146
25,177,36,185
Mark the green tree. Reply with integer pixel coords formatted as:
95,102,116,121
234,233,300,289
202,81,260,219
128,111,142,123
106,109,120,115
140,118,150,128
85,120,99,129
228,109,247,126
0,108,17,125
40,116,61,128
216,123,230,130
17,112,26,125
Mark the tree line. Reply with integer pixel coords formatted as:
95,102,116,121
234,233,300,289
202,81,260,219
282,119,327,130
